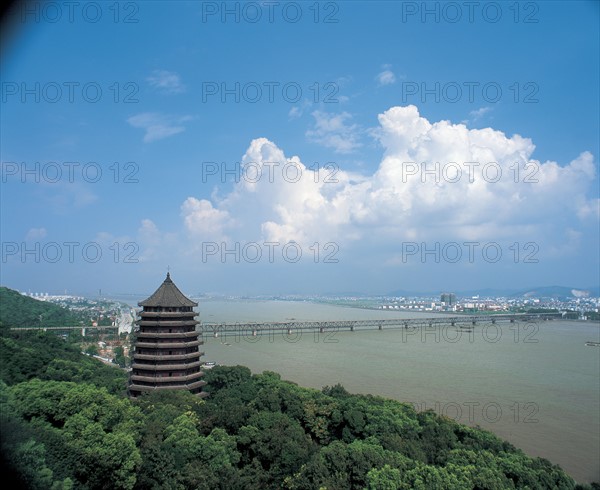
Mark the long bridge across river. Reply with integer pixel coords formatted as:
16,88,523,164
201,313,561,338
10,324,120,335
11,313,561,337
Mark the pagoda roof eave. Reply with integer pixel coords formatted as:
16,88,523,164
138,273,198,308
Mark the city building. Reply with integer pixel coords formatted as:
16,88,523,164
129,273,207,397
441,292,456,305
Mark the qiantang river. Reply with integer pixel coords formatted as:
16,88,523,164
196,299,600,484
118,296,599,483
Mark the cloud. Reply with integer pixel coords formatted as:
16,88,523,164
127,112,193,142
181,198,233,241
306,111,362,153
288,106,302,119
466,106,493,124
147,70,185,94
288,99,314,120
135,219,179,262
376,66,396,86
176,106,597,263
36,182,98,213
139,218,159,239
125,105,596,276
577,197,600,220
25,227,47,240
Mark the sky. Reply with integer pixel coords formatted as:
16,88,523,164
1,0,599,297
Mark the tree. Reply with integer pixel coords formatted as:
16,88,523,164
85,344,99,356
238,411,313,483
5,380,143,489
365,464,403,490
113,346,128,368
204,365,252,392
161,412,241,489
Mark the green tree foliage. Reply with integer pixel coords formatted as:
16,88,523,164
113,346,128,368
85,344,99,356
161,412,240,489
0,379,140,489
0,329,127,394
204,364,252,391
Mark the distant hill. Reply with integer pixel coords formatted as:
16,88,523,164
385,285,600,299
510,286,600,300
386,287,521,298
0,287,86,329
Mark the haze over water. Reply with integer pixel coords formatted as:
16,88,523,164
194,299,600,484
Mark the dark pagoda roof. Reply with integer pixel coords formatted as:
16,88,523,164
139,273,198,308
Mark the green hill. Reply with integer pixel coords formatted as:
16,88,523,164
0,287,86,329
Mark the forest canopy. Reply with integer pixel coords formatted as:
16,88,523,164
0,287,87,329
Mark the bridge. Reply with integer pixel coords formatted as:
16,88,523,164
10,325,119,335
200,313,561,338
10,313,561,337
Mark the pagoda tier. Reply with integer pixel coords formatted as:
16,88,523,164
128,273,208,398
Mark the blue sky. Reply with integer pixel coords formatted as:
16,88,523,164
1,0,599,296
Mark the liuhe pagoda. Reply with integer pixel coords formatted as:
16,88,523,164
129,273,208,397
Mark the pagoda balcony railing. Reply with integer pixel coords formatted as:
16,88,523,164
136,320,199,327
131,361,202,371
137,311,198,318
130,372,205,383
129,380,207,392
135,331,200,339
134,340,202,349
133,352,203,361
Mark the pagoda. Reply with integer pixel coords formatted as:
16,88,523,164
129,273,207,397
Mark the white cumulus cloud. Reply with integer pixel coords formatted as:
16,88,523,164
181,198,233,241
178,105,597,263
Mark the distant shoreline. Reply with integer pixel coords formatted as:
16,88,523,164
101,295,600,323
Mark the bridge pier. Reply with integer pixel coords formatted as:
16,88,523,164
319,327,324,333
378,324,382,330
350,325,354,331
451,321,455,326
252,329,257,337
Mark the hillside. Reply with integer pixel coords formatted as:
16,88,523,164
0,287,86,329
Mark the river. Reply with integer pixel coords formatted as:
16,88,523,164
193,299,599,484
